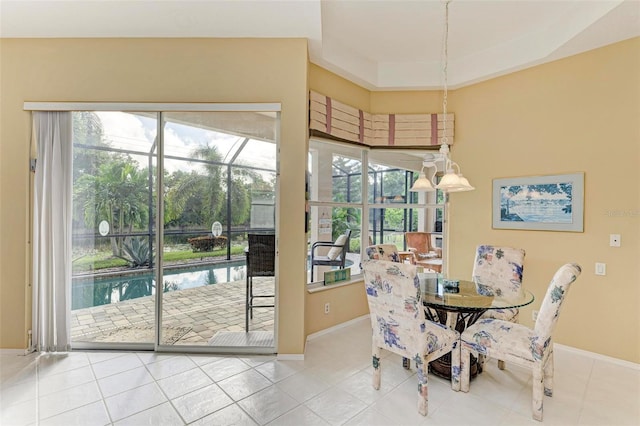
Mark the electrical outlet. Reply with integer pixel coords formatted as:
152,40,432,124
532,310,539,321
610,234,621,247
324,303,330,314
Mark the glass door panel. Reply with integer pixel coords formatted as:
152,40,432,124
160,112,277,348
70,111,158,347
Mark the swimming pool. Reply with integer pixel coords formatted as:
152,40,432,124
72,257,355,310
71,261,246,310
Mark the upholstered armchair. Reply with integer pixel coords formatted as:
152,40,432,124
457,263,581,421
362,259,460,416
405,232,443,273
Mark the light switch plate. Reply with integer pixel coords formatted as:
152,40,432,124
595,262,606,276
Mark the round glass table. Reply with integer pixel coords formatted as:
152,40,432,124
419,275,535,379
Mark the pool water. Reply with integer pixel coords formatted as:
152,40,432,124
72,261,246,310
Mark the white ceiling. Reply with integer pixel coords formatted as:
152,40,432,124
1,0,639,90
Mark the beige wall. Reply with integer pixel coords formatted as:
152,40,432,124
305,282,369,336
445,38,639,363
0,38,309,354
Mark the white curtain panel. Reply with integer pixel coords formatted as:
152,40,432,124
32,111,73,352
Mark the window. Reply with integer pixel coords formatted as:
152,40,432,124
307,139,446,283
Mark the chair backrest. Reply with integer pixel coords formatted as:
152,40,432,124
472,245,525,300
246,233,276,277
365,244,400,262
533,263,581,352
405,232,437,255
362,259,427,358
326,229,351,261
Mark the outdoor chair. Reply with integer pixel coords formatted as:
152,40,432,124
245,233,275,332
457,263,581,421
362,259,460,416
310,229,351,282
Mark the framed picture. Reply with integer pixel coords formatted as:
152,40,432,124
493,172,584,232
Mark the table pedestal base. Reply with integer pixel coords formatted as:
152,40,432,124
429,353,481,380
425,307,487,381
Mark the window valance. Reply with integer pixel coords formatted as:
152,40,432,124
309,91,454,148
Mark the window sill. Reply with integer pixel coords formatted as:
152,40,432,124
307,276,364,294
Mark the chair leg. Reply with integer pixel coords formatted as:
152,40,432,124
460,346,471,392
372,344,381,390
543,349,554,397
249,277,254,319
532,365,544,421
415,355,428,416
245,276,251,332
451,341,461,391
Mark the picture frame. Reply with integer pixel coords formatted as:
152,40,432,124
492,172,584,232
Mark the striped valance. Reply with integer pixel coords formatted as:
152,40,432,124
309,91,454,147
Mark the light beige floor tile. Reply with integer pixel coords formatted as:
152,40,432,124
0,397,37,426
37,352,90,378
201,357,250,382
38,365,95,396
190,403,258,426
104,382,167,422
171,383,233,423
91,353,144,379
275,370,331,404
97,366,155,398
217,369,272,401
254,359,306,383
39,400,110,426
144,355,197,380
342,406,397,426
305,388,368,425
268,405,329,426
38,381,102,420
113,401,185,426
237,386,299,425
156,365,213,399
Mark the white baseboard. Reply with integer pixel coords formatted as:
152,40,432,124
554,343,640,370
306,314,369,341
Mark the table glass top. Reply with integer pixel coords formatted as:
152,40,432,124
419,275,534,311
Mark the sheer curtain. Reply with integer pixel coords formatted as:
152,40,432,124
32,111,73,352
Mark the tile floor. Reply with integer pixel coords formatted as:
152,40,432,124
1,318,639,425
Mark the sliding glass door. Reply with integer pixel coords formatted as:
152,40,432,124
69,107,279,352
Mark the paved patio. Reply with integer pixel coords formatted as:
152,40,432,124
71,277,274,346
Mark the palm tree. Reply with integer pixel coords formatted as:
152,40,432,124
74,155,150,256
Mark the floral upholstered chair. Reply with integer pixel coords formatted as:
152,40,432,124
364,244,412,368
457,263,581,421
472,245,526,319
362,259,461,416
472,245,526,369
364,244,401,262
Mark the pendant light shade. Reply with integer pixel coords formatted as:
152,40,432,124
410,169,436,192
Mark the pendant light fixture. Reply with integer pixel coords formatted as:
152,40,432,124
410,0,474,193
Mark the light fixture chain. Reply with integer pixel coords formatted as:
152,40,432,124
441,0,451,146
